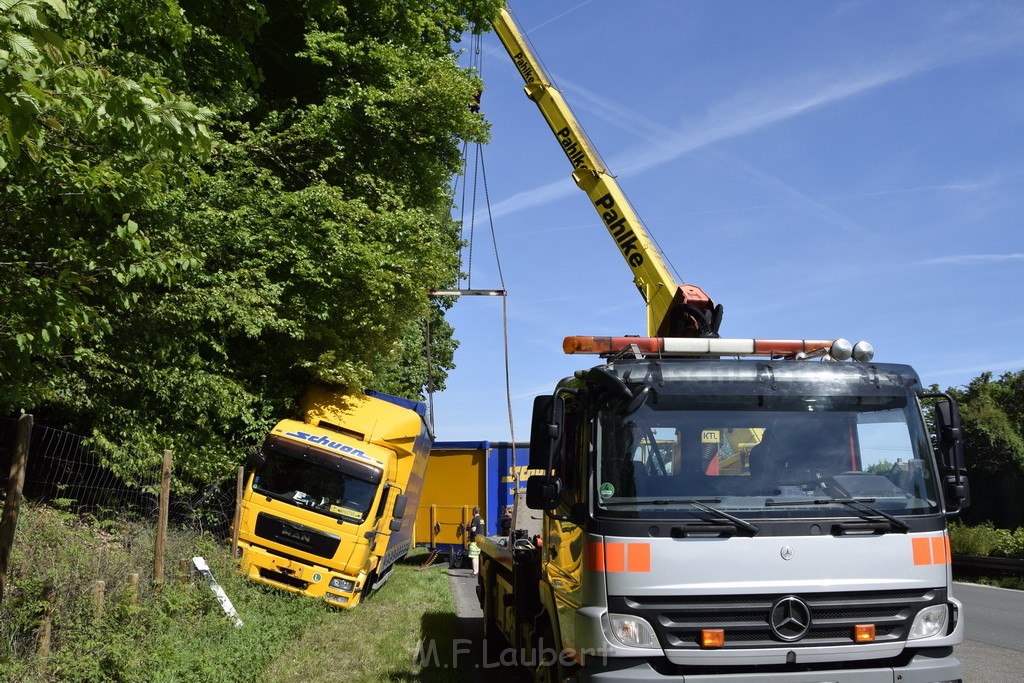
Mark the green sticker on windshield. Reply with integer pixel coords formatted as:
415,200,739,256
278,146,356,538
599,482,615,499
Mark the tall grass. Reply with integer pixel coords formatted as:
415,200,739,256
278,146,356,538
0,503,459,682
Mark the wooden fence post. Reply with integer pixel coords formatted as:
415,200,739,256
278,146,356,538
93,580,105,624
230,466,244,556
36,582,53,673
128,573,139,604
153,449,173,585
0,413,33,604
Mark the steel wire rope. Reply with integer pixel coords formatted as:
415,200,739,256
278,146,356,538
466,141,481,288
464,29,485,288
428,31,484,428
426,35,520,530
475,147,516,450
455,139,470,288
431,26,520,524
469,133,522,535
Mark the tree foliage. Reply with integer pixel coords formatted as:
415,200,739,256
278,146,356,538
1,0,502,486
948,370,1024,528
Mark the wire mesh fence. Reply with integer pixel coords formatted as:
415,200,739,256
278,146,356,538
0,416,236,539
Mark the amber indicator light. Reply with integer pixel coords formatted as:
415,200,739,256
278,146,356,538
700,629,725,648
853,624,876,643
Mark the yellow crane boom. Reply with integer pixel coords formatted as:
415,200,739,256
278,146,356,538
491,8,722,337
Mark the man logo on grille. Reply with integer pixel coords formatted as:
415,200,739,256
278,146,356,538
769,596,812,642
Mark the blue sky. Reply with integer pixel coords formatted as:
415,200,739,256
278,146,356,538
428,1,1024,443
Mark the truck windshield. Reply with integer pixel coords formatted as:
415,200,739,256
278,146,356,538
594,394,940,521
253,443,383,524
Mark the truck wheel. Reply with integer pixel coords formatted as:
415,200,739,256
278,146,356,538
481,570,505,656
533,621,566,683
363,571,378,599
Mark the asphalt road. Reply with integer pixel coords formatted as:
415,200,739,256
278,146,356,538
448,573,1023,681
955,581,1024,682
447,566,527,682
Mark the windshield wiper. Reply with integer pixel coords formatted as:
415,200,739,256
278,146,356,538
765,497,909,532
652,499,760,536
602,498,759,536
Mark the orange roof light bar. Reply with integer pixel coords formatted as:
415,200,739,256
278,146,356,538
562,336,662,355
563,336,846,359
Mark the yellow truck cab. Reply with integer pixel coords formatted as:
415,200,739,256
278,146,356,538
236,387,432,607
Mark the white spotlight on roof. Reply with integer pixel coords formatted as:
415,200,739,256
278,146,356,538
829,339,853,361
852,341,875,362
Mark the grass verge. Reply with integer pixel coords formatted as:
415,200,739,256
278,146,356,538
259,552,461,683
0,503,458,682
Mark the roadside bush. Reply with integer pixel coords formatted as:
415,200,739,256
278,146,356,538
992,526,1024,560
948,521,1024,559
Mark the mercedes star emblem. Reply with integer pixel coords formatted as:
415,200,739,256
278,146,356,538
769,596,812,642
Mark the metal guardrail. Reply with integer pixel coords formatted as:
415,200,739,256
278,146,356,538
952,554,1024,574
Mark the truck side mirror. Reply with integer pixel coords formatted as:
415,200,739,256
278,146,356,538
246,447,265,470
926,393,970,512
529,394,564,472
392,493,408,519
389,518,403,532
525,475,561,510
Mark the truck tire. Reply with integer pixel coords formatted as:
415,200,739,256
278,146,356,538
363,570,378,599
533,620,566,683
480,567,506,657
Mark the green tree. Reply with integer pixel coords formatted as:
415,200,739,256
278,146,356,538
949,370,1024,527
1,0,213,411
2,0,501,485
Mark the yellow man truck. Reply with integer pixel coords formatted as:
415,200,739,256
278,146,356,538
474,8,970,681
236,387,432,607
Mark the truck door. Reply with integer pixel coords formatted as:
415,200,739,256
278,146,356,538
544,405,586,649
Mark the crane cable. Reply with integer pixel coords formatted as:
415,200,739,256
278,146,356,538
467,32,518,480
427,28,518,484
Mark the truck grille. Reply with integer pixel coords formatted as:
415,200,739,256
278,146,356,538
609,588,942,649
258,567,310,591
255,512,341,559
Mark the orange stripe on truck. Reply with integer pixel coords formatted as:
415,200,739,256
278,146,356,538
628,543,651,572
588,541,651,573
932,536,948,564
605,542,626,572
912,535,951,566
589,541,605,571
912,537,932,565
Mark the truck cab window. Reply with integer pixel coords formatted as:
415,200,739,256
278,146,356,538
555,408,582,509
253,443,383,524
595,394,941,519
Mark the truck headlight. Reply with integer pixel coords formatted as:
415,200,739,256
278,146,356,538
607,613,659,648
329,577,355,593
908,605,947,640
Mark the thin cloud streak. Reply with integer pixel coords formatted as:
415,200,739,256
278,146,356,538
915,253,1024,266
489,60,933,222
489,12,1024,221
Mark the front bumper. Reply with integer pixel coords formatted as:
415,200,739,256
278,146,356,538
237,541,362,607
577,648,962,682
